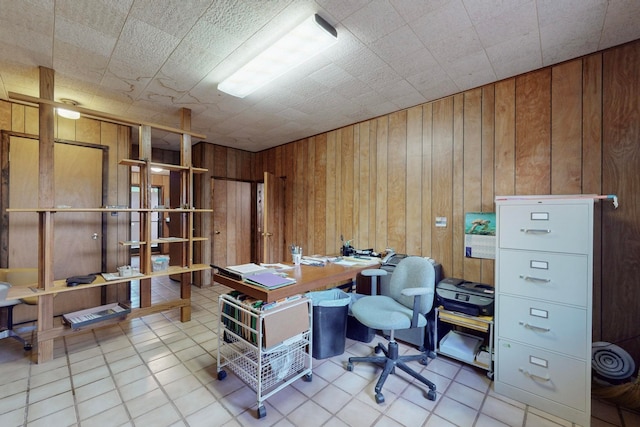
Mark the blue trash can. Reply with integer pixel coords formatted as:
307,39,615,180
306,289,350,359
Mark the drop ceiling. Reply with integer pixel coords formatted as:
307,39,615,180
1,0,639,152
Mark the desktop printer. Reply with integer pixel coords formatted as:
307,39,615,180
436,278,494,316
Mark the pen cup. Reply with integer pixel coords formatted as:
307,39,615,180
291,246,302,265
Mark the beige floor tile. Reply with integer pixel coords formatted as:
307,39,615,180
125,387,169,419
76,389,122,421
0,391,27,416
386,397,430,426
133,402,182,427
80,404,130,427
287,400,332,427
26,390,75,423
71,365,111,388
433,395,479,427
28,377,72,404
480,395,526,426
25,406,77,427
172,386,217,417
118,375,159,401
336,397,381,426
186,401,233,427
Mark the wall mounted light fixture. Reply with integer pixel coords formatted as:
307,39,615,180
57,99,81,120
217,14,338,98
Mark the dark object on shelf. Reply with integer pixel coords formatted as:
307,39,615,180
65,274,97,287
436,277,494,316
63,302,130,329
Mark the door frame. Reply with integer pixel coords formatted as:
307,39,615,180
0,130,109,269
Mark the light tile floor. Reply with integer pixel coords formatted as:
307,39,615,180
1,276,638,427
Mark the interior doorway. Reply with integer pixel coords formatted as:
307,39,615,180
130,185,164,254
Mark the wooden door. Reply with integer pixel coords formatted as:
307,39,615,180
212,178,252,267
8,137,103,278
261,171,285,263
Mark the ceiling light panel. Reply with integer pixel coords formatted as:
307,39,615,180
218,14,338,98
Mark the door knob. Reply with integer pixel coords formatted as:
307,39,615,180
91,233,99,240
214,230,221,235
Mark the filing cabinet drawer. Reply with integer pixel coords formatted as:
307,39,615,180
497,295,588,357
498,203,590,253
497,249,588,306
496,339,586,411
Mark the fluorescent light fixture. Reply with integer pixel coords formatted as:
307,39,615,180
151,167,164,173
217,14,337,98
57,99,80,120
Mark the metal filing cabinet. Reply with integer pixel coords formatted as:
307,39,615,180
494,195,594,426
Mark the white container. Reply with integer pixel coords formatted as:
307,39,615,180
152,257,170,272
439,330,483,363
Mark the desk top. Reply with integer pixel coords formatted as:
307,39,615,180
213,262,372,302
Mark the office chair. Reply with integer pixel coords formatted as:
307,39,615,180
0,282,32,350
347,256,437,403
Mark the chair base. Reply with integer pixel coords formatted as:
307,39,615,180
0,328,32,350
347,340,436,404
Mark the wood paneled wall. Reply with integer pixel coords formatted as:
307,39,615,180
207,39,636,362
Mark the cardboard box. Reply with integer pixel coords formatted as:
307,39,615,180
262,299,309,348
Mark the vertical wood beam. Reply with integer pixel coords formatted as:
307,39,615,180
37,66,55,363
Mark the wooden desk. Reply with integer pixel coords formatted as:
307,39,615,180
213,263,373,302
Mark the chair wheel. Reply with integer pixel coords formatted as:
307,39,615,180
427,390,436,401
24,344,32,351
217,370,227,380
257,405,267,418
375,393,385,404
420,357,429,365
347,362,353,371
303,373,312,382
374,345,382,354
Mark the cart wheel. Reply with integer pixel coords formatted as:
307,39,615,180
375,393,385,404
347,362,353,371
303,373,312,382
217,370,227,380
420,357,429,365
487,371,494,380
257,405,267,419
427,390,437,401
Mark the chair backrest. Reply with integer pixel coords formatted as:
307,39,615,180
388,256,435,313
0,282,10,301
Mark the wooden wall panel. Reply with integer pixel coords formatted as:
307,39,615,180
551,60,583,194
406,106,423,255
421,105,433,260
583,53,603,341
375,117,388,251
325,131,337,254
462,89,483,282
452,94,465,279
431,97,454,274
602,41,640,360
314,135,327,255
481,86,496,285
357,121,372,249
494,79,516,196
387,111,407,254
306,137,316,253
340,127,355,248
515,69,551,195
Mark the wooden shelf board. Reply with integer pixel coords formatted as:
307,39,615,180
6,264,211,300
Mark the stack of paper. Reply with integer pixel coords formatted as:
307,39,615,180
244,272,296,289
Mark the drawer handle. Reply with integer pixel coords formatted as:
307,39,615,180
519,321,550,332
519,275,550,283
520,228,551,234
519,368,550,382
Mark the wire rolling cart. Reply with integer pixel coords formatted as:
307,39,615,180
217,293,313,418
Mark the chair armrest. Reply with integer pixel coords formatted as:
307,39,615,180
401,287,432,297
402,287,435,328
361,269,387,296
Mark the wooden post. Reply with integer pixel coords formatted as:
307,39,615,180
37,66,55,363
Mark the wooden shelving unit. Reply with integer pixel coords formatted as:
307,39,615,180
5,90,212,363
